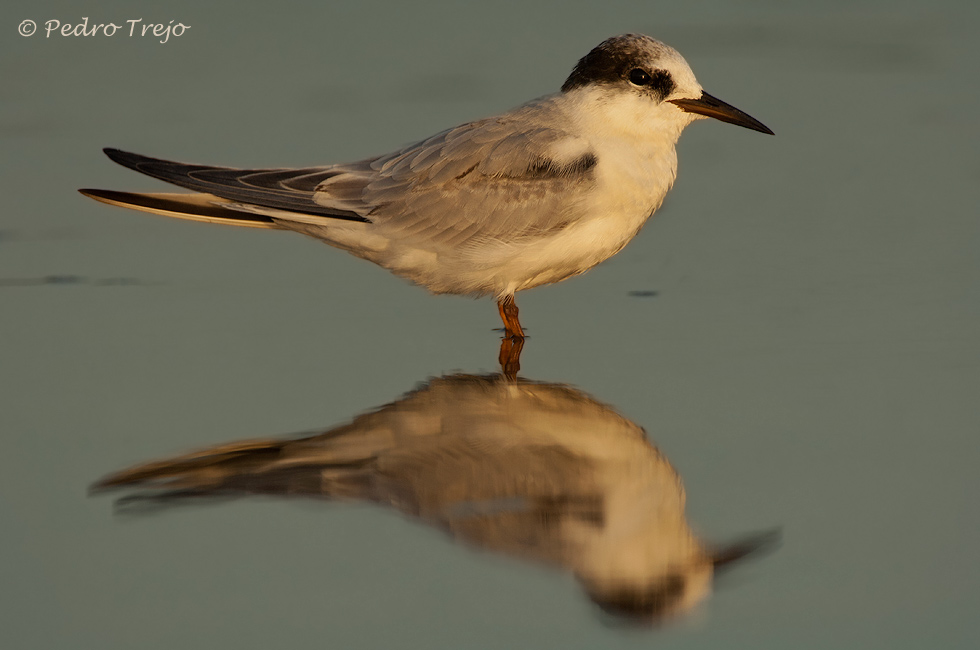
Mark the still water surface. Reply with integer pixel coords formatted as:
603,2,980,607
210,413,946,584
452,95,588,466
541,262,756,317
2,1,977,648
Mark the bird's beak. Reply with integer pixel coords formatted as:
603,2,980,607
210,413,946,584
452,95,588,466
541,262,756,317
669,91,774,135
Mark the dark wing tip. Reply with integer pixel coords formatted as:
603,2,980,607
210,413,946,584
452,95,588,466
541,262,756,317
102,147,156,170
102,146,126,160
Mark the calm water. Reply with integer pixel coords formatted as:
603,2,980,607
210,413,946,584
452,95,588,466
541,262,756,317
2,1,978,648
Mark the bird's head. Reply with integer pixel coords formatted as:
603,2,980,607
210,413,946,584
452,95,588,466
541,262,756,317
562,34,773,139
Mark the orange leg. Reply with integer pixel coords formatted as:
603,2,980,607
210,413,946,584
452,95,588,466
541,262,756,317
496,295,525,340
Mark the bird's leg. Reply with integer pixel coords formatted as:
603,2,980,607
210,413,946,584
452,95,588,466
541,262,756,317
498,336,524,381
496,295,525,340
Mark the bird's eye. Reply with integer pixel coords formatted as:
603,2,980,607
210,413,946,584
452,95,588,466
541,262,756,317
628,68,651,86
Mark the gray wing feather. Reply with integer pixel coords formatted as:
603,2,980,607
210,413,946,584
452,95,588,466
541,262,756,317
313,99,598,247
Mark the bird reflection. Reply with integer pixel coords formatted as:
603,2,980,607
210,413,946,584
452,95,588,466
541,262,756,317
92,372,775,623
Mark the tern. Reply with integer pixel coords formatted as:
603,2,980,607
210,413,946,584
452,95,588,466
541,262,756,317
81,34,773,339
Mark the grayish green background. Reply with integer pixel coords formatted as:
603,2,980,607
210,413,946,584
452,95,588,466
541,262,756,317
2,0,977,648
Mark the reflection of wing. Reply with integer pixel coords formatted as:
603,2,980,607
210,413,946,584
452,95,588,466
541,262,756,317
93,374,772,622
93,375,637,517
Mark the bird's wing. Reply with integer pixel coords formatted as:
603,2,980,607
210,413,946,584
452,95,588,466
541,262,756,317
97,100,598,244
99,148,370,222
314,102,599,247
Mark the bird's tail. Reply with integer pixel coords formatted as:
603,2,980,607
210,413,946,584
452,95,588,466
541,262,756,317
80,147,368,227
78,189,283,228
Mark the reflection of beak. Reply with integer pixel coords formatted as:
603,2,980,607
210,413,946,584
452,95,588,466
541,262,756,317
669,91,775,135
711,528,782,572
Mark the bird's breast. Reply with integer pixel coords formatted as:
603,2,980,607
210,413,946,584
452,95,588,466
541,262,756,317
590,138,678,225
484,143,679,295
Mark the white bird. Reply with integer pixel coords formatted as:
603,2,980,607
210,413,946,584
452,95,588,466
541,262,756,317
80,34,772,338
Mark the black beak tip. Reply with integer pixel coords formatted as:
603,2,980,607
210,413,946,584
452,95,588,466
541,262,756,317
670,92,774,136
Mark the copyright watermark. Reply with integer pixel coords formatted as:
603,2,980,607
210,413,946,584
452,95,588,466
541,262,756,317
18,17,190,44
